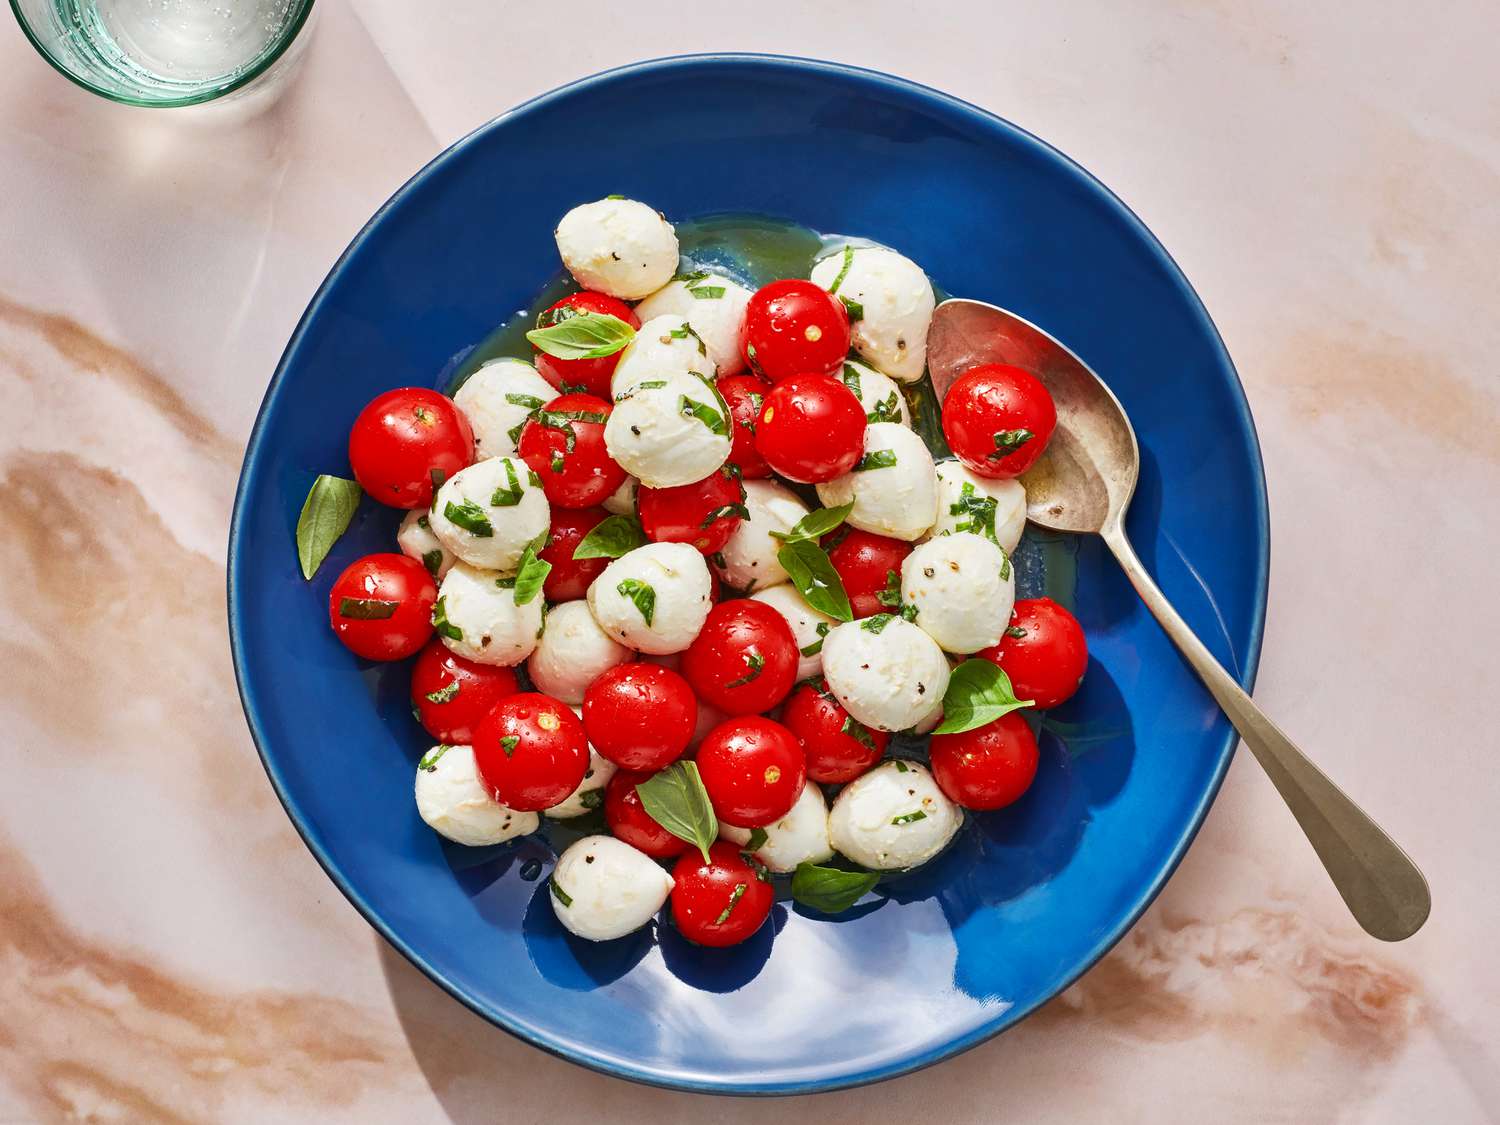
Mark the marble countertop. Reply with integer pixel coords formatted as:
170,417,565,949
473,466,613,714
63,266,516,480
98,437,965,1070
3,2,1496,1121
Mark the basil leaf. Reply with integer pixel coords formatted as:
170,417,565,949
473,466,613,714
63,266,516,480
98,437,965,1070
616,578,656,626
894,760,910,773
839,295,864,322
725,651,765,689
417,745,452,772
861,613,895,634
791,862,879,914
701,503,750,529
667,322,709,356
499,735,520,756
950,481,999,544
744,827,769,852
679,394,726,436
688,285,726,300
933,659,1035,735
526,312,636,360
854,449,898,472
840,715,877,749
900,603,920,622
424,680,460,704
431,596,462,641
672,269,710,284
769,501,854,545
827,245,856,295
504,392,546,410
420,549,444,577
876,569,902,608
535,409,609,455
714,882,749,925
444,498,494,536
573,514,646,560
799,621,831,656
490,459,526,507
338,597,398,620
550,451,565,474
1006,625,1028,639
867,391,901,424
634,761,716,863
841,362,862,398
295,474,361,580
510,540,551,607
989,428,1035,459
578,787,604,810
549,876,573,908
776,540,853,622
891,810,927,825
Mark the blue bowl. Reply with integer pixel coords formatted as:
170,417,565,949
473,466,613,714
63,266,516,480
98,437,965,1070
229,54,1268,1094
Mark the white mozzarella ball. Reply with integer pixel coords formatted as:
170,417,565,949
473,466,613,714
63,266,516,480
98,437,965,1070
550,835,674,941
429,456,550,571
810,246,935,381
901,533,1016,654
713,479,809,594
555,198,679,300
752,583,836,682
610,314,717,399
749,782,834,874
633,274,753,376
603,373,731,488
545,714,618,819
838,359,911,427
821,616,950,732
452,358,557,458
911,696,945,736
527,600,633,704
717,820,752,846
603,475,638,516
414,744,538,846
829,760,961,870
816,423,938,542
435,561,544,666
397,510,456,580
931,462,1027,554
587,542,713,654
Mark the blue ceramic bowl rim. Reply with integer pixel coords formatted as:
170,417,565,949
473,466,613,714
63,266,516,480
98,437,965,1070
227,52,1270,1096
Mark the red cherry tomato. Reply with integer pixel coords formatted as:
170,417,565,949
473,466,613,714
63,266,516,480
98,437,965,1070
517,391,624,509
472,693,590,811
327,553,437,661
716,374,772,479
929,712,1039,810
754,374,865,483
409,639,520,744
581,663,697,772
780,679,889,783
670,841,774,947
638,466,746,555
681,601,799,716
532,292,642,398
348,388,474,509
942,363,1057,479
824,529,913,619
977,597,1088,709
742,279,851,381
604,770,690,859
540,506,610,602
696,716,806,827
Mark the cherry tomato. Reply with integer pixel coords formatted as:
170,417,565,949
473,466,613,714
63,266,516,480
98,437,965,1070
582,663,697,772
327,553,437,661
604,770,690,859
348,388,474,509
942,363,1057,479
472,693,590,811
824,528,912,619
754,374,865,483
670,841,774,947
681,601,799,715
929,712,1039,810
696,716,806,827
517,391,624,509
977,597,1088,709
409,639,520,744
532,291,642,398
780,679,889,783
638,467,747,555
540,506,610,602
742,279,851,381
716,374,772,479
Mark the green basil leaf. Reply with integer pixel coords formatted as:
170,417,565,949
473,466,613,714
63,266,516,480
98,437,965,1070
799,620,831,656
854,449,898,472
769,501,854,545
891,810,927,825
841,362,863,398
1006,625,1028,639
616,578,656,626
700,502,750,529
549,876,573,908
573,514,647,560
827,245,856,295
950,480,1000,544
420,549,444,577
791,862,879,914
338,597,398,620
634,761,716,863
499,735,520,756
679,394,726,436
688,285,726,300
672,269,710,284
715,882,748,925
724,651,765,689
867,391,901,424
745,826,769,852
511,539,551,607
424,680,460,704
989,428,1035,459
504,392,547,410
876,568,902,608
667,322,709,356
861,613,895,634
933,659,1035,735
431,596,462,641
840,715,877,749
444,498,494,536
578,787,604,810
295,474,361,579
490,459,526,507
894,760,910,773
526,312,636,360
839,295,864,322
776,539,853,622
417,744,452,772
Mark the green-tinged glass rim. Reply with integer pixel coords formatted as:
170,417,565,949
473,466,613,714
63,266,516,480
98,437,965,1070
8,0,316,108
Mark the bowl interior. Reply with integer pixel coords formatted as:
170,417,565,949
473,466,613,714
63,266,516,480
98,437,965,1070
229,55,1267,1094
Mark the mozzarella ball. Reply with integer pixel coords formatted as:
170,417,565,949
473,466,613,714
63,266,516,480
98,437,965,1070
603,475,638,516
816,423,938,542
452,358,557,458
821,616,950,732
414,744,538,846
931,461,1027,554
717,820,752,846
633,274,753,376
911,695,945,736
901,533,1016,654
545,716,618,819
610,314,717,399
839,359,911,427
435,561,544,666
527,600,633,704
810,246,935,381
587,542,713,654
397,510,456,580
603,373,731,488
550,835,674,941
752,582,836,682
429,456,549,571
555,198,679,300
829,760,961,870
749,781,834,874
713,479,809,594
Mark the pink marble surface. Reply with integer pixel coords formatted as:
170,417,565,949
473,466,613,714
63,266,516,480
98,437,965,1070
3,2,1497,1120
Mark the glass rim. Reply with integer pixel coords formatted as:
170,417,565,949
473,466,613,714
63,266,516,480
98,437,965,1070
9,0,317,108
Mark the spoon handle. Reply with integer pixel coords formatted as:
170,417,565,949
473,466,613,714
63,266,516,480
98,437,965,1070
1100,523,1430,941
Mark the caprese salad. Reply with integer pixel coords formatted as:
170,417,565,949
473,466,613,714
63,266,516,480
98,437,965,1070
295,196,1089,947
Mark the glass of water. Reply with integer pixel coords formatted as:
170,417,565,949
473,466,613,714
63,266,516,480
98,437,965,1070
10,0,315,107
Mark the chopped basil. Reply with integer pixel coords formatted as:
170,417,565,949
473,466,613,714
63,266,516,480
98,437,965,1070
421,549,444,577
637,379,669,390
861,613,895,634
549,876,573,908
900,603,920,622
827,245,856,294
526,312,636,360
431,596,462,641
511,538,551,607
876,569,902,608
839,295,864,321
679,395,727,436
550,450,565,474
854,449,898,472
606,193,626,200
445,498,494,536
499,735,520,756
494,576,517,589
429,467,447,496
295,474,361,580
745,343,766,378
891,810,927,826
934,659,1034,735
799,621,831,656
578,787,604,810
950,481,1000,544
504,392,546,410
841,362,863,398
989,428,1035,459
1006,625,1028,639
769,501,854,545
776,539,853,622
416,514,430,530
534,409,607,453
745,826,769,852
667,322,708,356
700,502,750,528
424,680,461,704
490,459,526,507
894,760,910,773
999,550,1012,582
791,861,879,914
506,419,527,446
867,391,901,424
338,597,398,620
840,715,877,749
715,883,748,926
417,744,452,772
688,285,726,300
725,651,765,689
616,578,656,626
634,761,716,863
671,269,710,284
572,514,646,559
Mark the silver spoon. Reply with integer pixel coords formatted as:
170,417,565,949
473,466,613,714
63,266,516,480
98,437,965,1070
927,298,1430,942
